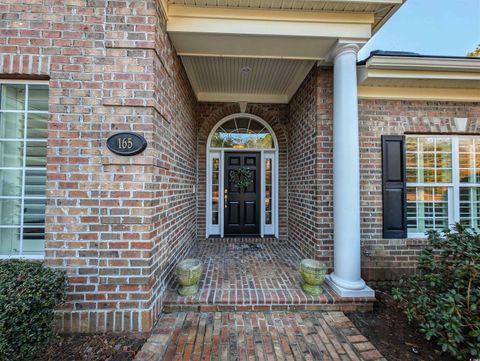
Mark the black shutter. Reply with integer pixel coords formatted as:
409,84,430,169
382,135,407,238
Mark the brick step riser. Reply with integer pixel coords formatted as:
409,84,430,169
163,303,373,313
205,238,281,244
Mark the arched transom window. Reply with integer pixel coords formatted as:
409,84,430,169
210,116,274,149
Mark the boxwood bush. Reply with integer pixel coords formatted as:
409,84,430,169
392,224,480,359
0,260,67,361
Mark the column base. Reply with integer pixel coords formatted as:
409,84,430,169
325,274,375,298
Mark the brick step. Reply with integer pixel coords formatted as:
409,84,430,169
206,237,280,244
163,284,375,313
163,302,374,313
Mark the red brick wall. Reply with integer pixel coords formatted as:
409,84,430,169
0,0,197,332
359,99,480,282
196,102,289,241
315,68,335,268
286,66,335,269
287,66,319,258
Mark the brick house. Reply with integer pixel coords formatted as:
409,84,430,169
0,0,478,333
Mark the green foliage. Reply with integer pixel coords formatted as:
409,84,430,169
0,260,67,361
392,224,480,359
229,167,254,189
467,44,480,57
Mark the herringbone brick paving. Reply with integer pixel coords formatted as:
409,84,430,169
164,240,374,312
135,311,386,361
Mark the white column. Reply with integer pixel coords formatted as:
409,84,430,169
325,43,374,298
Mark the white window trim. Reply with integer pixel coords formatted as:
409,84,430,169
406,134,480,238
0,81,48,258
206,113,279,239
0,255,44,260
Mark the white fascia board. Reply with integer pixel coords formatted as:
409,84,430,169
168,5,375,24
366,68,480,81
358,63,480,86
365,56,480,72
358,86,480,102
167,17,372,40
323,0,402,3
197,92,289,103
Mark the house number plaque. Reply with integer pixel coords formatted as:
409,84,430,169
106,132,147,156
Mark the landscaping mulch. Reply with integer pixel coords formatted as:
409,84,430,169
37,333,146,361
347,289,456,361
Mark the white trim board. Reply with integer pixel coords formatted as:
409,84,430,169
205,113,279,239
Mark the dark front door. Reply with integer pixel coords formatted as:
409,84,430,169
224,152,260,236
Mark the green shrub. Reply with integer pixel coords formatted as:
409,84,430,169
0,260,67,361
392,224,480,359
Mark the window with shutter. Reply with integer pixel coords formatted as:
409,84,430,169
382,135,407,238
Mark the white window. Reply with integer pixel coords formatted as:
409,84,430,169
406,135,480,237
0,82,48,257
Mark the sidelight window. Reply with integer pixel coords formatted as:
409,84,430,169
211,158,220,225
265,158,272,225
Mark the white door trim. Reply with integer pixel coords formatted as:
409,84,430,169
205,113,279,239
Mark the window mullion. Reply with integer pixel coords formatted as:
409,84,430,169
452,136,460,226
471,187,475,229
417,187,424,232
19,85,29,256
474,139,478,229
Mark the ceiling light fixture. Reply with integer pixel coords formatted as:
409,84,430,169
240,66,251,75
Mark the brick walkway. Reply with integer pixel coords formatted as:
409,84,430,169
164,240,374,312
135,311,386,361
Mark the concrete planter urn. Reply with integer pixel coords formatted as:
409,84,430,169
175,259,203,296
300,259,327,295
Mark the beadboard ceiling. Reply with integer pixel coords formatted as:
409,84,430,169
182,56,315,103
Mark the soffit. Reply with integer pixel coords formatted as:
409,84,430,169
182,56,315,103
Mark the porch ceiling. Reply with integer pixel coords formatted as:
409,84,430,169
164,0,404,103
182,57,315,103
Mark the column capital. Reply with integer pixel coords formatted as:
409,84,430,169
330,42,360,60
